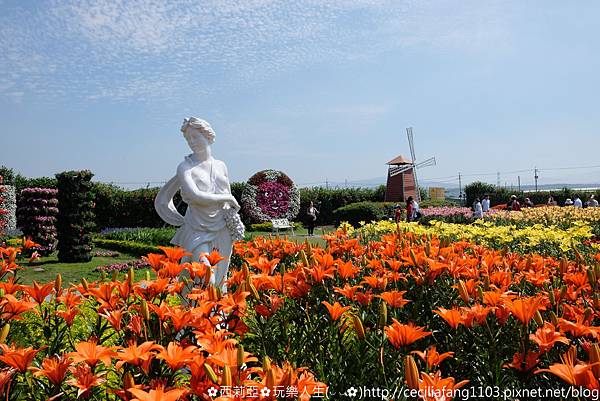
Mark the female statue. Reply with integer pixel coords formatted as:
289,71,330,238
154,117,244,292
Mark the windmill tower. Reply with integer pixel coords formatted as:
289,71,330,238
384,127,436,202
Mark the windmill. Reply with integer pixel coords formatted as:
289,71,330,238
384,127,436,202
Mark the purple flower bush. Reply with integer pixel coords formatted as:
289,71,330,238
94,258,149,273
241,169,300,223
19,187,59,255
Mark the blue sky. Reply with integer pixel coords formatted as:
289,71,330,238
1,0,599,189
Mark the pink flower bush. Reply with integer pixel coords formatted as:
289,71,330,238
420,207,473,218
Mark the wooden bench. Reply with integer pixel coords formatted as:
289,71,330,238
271,218,295,236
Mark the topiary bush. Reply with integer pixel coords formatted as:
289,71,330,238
19,187,59,255
55,170,96,262
333,201,387,226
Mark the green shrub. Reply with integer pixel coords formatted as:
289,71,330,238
333,201,387,226
55,170,95,262
93,238,160,256
99,227,177,246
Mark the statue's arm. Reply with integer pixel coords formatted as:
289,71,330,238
221,162,241,211
177,162,233,207
154,175,185,226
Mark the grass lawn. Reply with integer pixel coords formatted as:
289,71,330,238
17,249,142,285
244,225,334,247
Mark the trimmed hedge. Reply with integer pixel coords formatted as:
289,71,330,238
19,187,58,255
333,202,386,226
465,181,600,208
93,238,160,256
55,170,96,262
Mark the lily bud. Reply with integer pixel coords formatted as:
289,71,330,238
111,271,118,282
457,280,470,304
409,249,418,267
549,311,559,326
263,356,272,372
588,269,597,287
0,324,10,344
378,301,388,328
353,315,366,340
237,345,245,368
128,267,135,284
548,288,556,305
265,366,275,389
204,363,219,383
81,278,89,291
300,250,310,268
123,372,135,389
476,286,484,302
54,274,62,293
589,344,600,378
248,279,260,300
221,365,232,387
404,355,420,390
140,300,150,320
425,242,431,257
584,307,594,322
146,270,151,281
534,311,544,326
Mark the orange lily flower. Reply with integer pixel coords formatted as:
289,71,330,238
0,294,37,321
31,355,72,385
157,246,191,263
0,344,40,373
385,319,431,348
66,364,106,398
530,322,570,353
115,341,161,373
378,290,410,308
333,284,363,301
24,280,57,306
536,347,599,389
504,351,541,373
434,307,463,329
505,296,544,325
418,371,469,401
69,339,116,368
142,253,166,271
412,346,454,370
322,301,351,321
128,385,186,401
156,342,197,371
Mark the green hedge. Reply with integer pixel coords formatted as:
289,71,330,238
93,238,160,256
332,202,388,226
465,181,600,207
55,170,96,262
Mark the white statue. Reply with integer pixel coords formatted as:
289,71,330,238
155,117,244,292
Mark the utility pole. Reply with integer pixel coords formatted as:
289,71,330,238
326,178,329,189
518,176,521,192
534,167,539,192
458,172,462,205
497,172,500,187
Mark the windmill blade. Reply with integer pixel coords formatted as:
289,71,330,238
406,127,417,163
389,164,413,177
415,157,436,169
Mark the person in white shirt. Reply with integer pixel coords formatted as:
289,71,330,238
574,196,583,208
473,197,483,219
413,199,420,220
481,195,491,213
586,195,599,207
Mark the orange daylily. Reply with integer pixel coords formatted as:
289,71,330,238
412,346,454,370
530,322,570,353
321,301,351,321
115,341,162,371
67,364,106,398
128,385,186,401
378,290,410,308
158,246,191,263
505,296,545,325
156,342,197,371
0,344,40,373
31,355,72,385
536,347,599,389
418,371,469,401
69,339,116,368
434,307,463,329
385,320,431,348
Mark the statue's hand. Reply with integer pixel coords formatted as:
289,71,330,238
226,195,241,211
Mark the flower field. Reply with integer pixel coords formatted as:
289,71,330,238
3,214,600,399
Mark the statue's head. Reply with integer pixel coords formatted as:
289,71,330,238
181,117,216,152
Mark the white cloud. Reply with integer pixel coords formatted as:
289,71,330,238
0,0,512,103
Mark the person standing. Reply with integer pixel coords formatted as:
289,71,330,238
587,195,599,207
306,201,319,236
547,196,558,206
482,195,491,213
394,204,402,224
473,197,483,219
413,197,420,220
524,198,534,208
574,195,583,208
406,196,415,222
509,195,521,211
